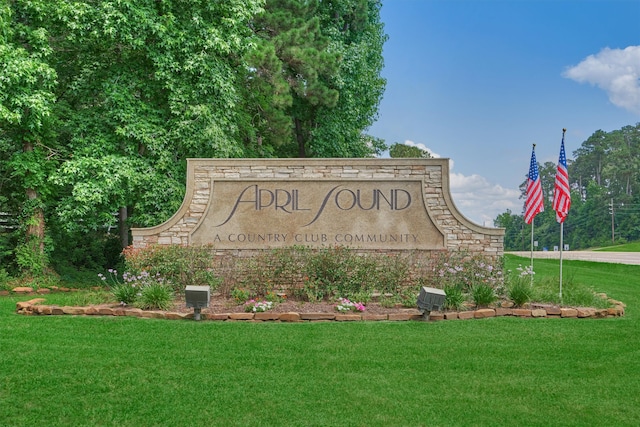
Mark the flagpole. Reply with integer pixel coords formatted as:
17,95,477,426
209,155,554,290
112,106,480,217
530,219,534,285
525,142,543,286
559,222,563,299
555,128,568,300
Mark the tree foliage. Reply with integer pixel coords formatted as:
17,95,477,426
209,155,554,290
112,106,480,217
0,0,388,275
389,142,432,158
497,123,640,250
239,0,386,158
0,1,58,274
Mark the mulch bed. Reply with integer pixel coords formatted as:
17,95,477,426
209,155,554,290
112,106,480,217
171,295,420,315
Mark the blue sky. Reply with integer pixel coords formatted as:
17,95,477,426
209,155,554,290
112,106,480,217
369,0,640,226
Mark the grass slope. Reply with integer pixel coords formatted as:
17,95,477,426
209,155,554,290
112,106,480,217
1,256,639,426
593,242,640,252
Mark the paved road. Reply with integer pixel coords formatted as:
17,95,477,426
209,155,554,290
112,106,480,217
508,251,640,265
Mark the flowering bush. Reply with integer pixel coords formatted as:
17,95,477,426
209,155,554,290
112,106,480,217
99,269,137,305
99,269,174,309
335,298,366,313
235,245,422,302
122,244,221,293
300,276,327,302
432,252,504,294
507,264,535,306
515,264,535,279
244,299,274,313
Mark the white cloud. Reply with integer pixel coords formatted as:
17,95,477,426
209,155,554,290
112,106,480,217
563,45,640,115
401,141,521,226
449,173,522,226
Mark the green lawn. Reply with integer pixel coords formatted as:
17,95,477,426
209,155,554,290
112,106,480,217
1,255,639,426
593,241,640,252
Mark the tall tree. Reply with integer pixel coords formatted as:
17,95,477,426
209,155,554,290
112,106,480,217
606,125,640,198
499,123,640,250
0,2,57,274
45,0,263,247
572,129,610,188
2,1,390,274
310,0,387,157
494,209,527,251
240,0,386,158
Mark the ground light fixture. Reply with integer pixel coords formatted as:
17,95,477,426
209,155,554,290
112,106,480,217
417,286,446,320
185,285,210,321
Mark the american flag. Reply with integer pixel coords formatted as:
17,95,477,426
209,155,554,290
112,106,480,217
553,132,571,223
524,146,544,224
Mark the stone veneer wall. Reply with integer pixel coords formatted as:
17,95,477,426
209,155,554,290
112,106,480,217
132,158,504,259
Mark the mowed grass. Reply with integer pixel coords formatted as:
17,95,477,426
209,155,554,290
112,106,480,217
1,255,639,426
593,241,640,252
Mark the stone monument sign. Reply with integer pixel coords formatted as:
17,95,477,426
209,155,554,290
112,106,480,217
131,158,504,258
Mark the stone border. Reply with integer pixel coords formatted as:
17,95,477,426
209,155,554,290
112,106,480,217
15,299,625,322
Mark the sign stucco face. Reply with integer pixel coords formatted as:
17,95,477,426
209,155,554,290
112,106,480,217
190,180,445,249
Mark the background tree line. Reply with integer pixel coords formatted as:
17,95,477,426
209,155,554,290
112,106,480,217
496,123,640,251
0,0,387,277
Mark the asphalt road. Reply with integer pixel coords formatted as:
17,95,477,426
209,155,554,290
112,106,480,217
508,251,640,265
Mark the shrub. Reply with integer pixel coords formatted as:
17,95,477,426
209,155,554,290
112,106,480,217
298,277,327,302
398,286,420,308
532,276,611,309
377,286,420,308
0,268,12,291
236,256,278,297
508,280,532,307
265,291,286,303
14,237,51,277
117,245,506,308
137,283,174,311
471,283,497,307
237,245,423,302
229,246,305,298
562,284,610,308
507,265,534,307
374,254,412,295
443,285,466,311
111,282,138,305
379,295,397,308
12,272,62,291
348,290,373,305
50,229,122,272
304,246,359,298
100,269,174,309
432,252,503,294
231,288,252,304
122,245,221,293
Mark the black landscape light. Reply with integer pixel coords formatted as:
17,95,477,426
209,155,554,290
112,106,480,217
185,285,210,321
417,286,446,320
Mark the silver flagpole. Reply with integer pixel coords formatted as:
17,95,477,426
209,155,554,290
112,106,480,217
530,219,534,286
559,222,564,299
557,128,568,300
